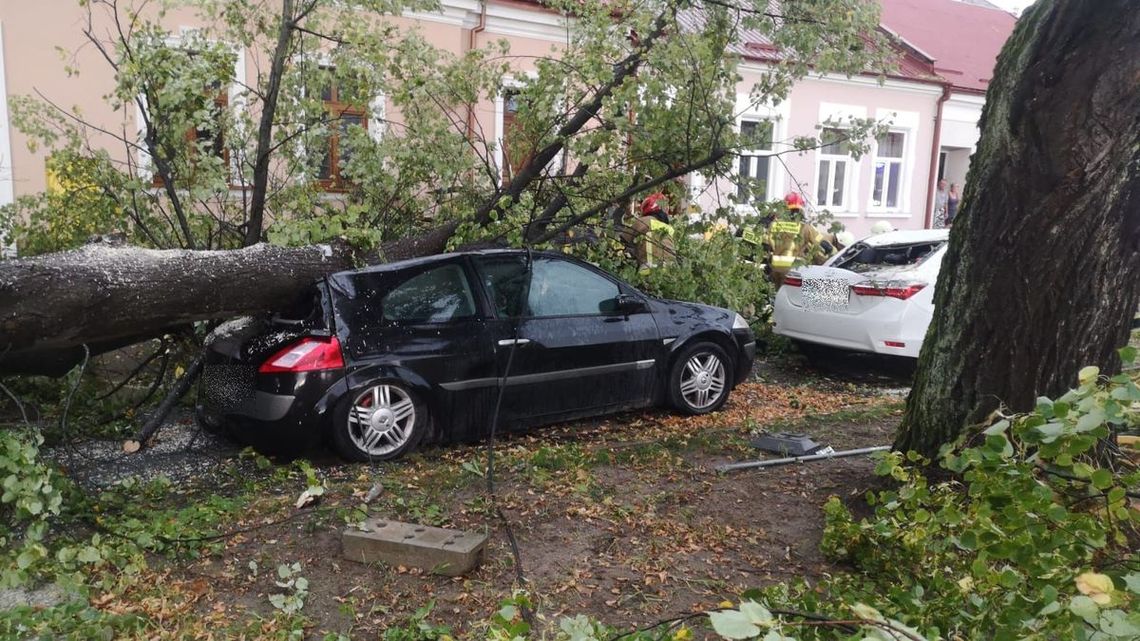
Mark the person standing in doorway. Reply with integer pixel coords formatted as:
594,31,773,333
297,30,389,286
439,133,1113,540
933,178,949,227
946,182,961,226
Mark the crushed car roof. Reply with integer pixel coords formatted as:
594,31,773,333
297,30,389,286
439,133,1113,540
332,248,546,279
858,229,949,247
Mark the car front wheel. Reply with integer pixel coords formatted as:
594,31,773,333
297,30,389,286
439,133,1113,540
332,381,426,461
668,341,731,415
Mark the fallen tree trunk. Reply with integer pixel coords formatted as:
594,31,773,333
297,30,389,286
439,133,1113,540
0,225,459,376
0,241,352,375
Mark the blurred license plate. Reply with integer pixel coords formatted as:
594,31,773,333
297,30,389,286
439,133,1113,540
801,279,849,311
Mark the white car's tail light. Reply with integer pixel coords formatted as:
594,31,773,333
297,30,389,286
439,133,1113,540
783,273,803,287
851,281,927,300
259,337,345,374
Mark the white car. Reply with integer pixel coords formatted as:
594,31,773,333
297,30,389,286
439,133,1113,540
772,229,950,358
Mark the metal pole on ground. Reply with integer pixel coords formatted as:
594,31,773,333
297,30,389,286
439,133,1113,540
716,445,891,473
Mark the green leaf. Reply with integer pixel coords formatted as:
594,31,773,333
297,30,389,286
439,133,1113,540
739,601,774,627
498,605,518,621
1075,409,1106,432
1089,468,1114,490
1099,609,1140,637
1078,366,1100,385
1118,345,1137,364
1122,573,1140,595
1069,596,1100,624
16,548,38,570
708,610,761,639
983,420,1010,435
77,546,102,564
1034,421,1065,442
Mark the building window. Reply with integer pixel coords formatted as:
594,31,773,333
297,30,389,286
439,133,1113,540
871,131,905,209
152,77,231,187
736,118,774,204
318,71,368,190
500,89,536,182
816,127,852,210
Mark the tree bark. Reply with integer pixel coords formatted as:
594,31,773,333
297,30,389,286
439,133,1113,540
0,225,461,376
0,241,353,375
896,0,1140,456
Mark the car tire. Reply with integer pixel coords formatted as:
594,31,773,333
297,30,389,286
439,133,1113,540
332,381,427,462
668,341,732,415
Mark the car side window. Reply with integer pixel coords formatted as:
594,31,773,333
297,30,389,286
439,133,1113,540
528,258,620,317
382,264,476,323
476,256,530,318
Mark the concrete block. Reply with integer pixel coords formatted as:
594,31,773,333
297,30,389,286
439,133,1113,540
342,518,487,576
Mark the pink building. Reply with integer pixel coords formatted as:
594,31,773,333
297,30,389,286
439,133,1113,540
0,0,1016,251
697,0,1016,236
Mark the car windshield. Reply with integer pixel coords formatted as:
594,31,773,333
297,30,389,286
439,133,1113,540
831,240,945,273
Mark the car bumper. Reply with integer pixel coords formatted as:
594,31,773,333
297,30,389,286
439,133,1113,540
733,329,757,384
200,368,342,456
772,294,930,359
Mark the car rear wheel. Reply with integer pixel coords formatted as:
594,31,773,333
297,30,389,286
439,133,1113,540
332,382,426,461
668,341,731,415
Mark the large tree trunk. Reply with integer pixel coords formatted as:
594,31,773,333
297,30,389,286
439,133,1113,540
896,0,1140,456
0,242,351,375
0,225,457,376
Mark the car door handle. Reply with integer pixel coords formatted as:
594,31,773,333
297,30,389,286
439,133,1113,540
497,338,531,347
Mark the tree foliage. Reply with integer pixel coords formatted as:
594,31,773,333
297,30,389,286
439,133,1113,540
3,0,891,257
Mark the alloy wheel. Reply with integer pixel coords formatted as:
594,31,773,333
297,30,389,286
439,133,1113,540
346,384,417,457
679,352,726,410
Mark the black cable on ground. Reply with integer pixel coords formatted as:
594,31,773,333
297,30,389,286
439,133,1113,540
483,245,537,628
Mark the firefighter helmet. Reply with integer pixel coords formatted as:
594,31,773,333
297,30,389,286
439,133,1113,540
641,192,668,216
784,192,806,211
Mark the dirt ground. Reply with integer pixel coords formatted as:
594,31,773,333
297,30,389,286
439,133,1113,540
102,358,908,639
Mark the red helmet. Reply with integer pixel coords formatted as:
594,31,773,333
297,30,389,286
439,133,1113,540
641,192,667,216
784,192,805,210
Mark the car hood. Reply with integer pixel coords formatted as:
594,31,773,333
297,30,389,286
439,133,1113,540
648,297,737,331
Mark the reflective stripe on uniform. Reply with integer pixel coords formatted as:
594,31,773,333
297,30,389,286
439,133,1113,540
771,254,796,268
769,221,802,235
648,219,675,236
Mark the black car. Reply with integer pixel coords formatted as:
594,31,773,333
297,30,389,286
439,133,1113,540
198,250,756,461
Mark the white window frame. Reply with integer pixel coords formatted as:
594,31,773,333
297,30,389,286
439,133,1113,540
493,72,561,185
814,127,854,213
735,117,776,206
868,130,906,212
867,108,920,219
134,30,247,185
732,92,790,215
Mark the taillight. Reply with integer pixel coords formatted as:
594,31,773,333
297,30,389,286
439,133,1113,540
783,273,803,287
850,281,927,300
259,337,345,374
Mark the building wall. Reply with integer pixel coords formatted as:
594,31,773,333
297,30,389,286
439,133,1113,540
698,65,945,238
939,92,985,190
0,0,565,204
1,0,982,247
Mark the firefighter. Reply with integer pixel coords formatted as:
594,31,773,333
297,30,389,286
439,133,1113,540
627,192,676,269
767,192,833,288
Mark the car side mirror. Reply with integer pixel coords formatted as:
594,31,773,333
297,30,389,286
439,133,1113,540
612,294,647,315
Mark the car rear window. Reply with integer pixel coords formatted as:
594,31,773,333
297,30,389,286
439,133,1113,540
381,264,476,323
270,286,329,330
831,241,945,273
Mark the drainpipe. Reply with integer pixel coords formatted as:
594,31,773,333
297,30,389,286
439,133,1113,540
464,1,488,142
924,83,952,228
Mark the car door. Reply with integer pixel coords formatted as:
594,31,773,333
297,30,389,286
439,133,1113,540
330,259,498,438
472,253,662,423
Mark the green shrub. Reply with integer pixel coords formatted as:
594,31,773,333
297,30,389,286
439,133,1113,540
567,220,773,334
